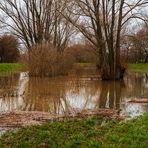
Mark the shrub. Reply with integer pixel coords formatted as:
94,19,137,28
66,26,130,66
28,43,74,77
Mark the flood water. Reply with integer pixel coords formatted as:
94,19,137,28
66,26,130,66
0,70,148,118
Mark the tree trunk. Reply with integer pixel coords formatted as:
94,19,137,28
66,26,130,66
99,59,125,80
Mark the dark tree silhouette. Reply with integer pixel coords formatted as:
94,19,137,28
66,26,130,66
0,35,19,63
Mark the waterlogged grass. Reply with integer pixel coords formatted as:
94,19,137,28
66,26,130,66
128,63,148,72
0,63,23,76
74,62,96,68
0,114,147,148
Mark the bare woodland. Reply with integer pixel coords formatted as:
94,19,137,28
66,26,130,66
0,0,148,80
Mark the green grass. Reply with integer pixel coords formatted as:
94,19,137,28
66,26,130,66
0,114,148,148
128,63,148,72
0,63,23,76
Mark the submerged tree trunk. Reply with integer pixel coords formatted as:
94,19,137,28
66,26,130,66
100,61,125,80
98,46,125,80
99,0,126,81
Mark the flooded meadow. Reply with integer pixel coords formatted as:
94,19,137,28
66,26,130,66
0,68,148,118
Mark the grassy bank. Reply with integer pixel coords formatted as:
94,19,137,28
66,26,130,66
128,63,148,72
74,63,148,72
0,114,147,148
1,63,147,74
0,63,23,76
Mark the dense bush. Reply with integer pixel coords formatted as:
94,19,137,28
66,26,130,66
0,35,20,63
28,43,74,77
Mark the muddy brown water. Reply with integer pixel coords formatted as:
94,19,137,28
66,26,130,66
0,70,148,119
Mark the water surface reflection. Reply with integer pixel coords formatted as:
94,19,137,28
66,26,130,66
0,72,148,117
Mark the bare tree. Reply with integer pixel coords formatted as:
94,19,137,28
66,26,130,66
62,0,148,80
0,0,75,51
52,1,76,52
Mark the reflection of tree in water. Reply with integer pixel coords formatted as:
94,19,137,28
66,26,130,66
1,72,147,113
65,80,100,111
98,81,125,109
0,74,19,90
23,73,147,116
0,74,20,112
24,77,100,113
123,73,148,98
24,77,68,113
16,75,127,113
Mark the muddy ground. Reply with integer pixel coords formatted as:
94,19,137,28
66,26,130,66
0,109,124,130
